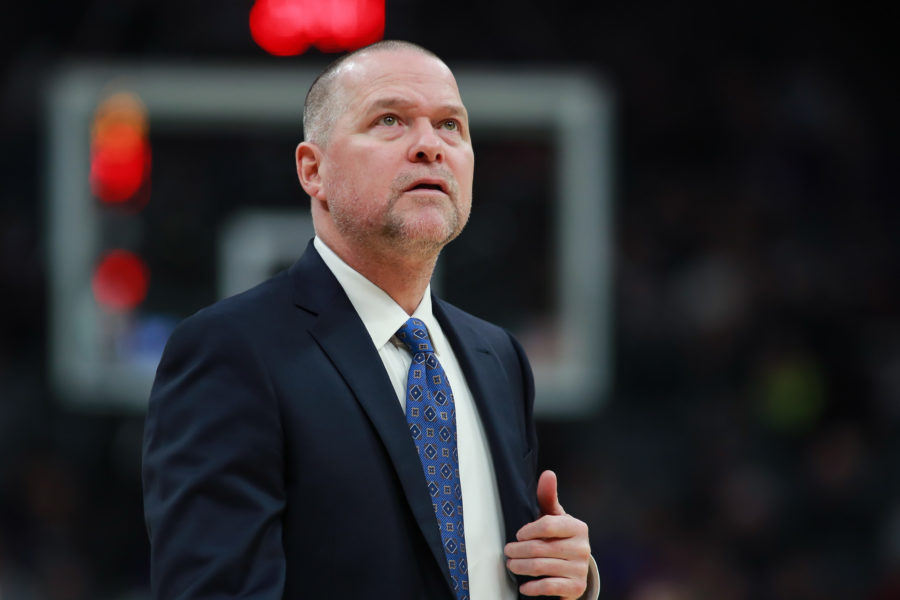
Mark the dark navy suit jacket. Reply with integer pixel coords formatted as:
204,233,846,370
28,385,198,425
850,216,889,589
142,241,541,598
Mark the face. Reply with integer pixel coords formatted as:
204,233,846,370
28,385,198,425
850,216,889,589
307,49,474,258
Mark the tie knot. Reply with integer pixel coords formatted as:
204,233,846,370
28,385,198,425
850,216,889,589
396,318,435,355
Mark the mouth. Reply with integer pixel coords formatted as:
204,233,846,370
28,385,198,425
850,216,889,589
405,179,449,194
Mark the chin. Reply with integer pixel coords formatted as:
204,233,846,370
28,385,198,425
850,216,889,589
386,218,460,254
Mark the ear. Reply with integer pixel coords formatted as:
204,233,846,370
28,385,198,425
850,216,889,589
296,141,326,201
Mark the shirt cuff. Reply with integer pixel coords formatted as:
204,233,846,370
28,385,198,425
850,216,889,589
578,554,601,599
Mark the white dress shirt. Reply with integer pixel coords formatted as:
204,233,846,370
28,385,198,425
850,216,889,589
314,237,518,599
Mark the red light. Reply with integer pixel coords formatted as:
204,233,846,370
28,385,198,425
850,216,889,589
90,92,151,207
92,250,150,312
250,0,384,57
250,0,311,56
90,124,151,203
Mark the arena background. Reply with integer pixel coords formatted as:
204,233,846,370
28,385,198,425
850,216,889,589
0,2,898,598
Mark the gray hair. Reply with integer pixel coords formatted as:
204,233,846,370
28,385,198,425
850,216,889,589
302,40,440,146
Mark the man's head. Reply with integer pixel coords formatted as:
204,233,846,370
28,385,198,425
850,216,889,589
296,41,474,263
302,41,441,147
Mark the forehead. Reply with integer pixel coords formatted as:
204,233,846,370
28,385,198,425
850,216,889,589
334,50,465,114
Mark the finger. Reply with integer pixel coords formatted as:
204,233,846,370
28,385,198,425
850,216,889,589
515,514,588,542
506,556,586,579
504,537,587,560
519,576,587,599
537,469,565,516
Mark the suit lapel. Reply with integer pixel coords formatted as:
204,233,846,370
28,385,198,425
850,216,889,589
433,299,536,544
290,243,454,590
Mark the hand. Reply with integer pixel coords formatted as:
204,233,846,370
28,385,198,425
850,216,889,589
505,470,591,599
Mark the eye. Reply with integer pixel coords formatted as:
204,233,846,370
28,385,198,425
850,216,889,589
378,114,399,126
440,119,459,131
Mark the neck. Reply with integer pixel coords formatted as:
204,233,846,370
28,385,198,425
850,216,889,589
320,233,438,315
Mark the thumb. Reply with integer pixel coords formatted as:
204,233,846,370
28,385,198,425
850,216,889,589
536,469,566,516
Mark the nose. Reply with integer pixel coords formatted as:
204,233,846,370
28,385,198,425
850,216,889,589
407,119,443,163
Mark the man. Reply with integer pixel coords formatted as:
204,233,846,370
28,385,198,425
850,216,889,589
143,40,599,599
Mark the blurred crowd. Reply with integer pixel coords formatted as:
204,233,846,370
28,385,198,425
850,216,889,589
1,1,897,598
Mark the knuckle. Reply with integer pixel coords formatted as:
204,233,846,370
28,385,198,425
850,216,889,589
521,578,551,595
531,558,551,575
520,559,538,576
577,541,591,558
533,539,553,555
567,582,587,597
534,558,557,576
510,558,535,576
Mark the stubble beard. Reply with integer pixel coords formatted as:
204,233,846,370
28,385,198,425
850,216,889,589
331,171,471,260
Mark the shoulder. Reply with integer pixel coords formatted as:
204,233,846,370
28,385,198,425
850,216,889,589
148,271,298,428
169,241,337,347
170,269,294,344
154,270,310,380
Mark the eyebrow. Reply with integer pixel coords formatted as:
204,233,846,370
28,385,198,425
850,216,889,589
367,97,468,120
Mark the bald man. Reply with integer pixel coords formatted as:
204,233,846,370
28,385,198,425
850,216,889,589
143,40,599,599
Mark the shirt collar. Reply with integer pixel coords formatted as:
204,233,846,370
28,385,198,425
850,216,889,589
314,236,441,352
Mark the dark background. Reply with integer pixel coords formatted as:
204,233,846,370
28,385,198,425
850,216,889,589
1,1,899,598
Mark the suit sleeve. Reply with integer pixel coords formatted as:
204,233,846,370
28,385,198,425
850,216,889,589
142,312,286,599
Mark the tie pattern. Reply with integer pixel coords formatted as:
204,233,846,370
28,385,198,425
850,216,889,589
396,318,469,600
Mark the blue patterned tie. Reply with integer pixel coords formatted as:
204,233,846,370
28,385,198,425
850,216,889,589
396,318,469,600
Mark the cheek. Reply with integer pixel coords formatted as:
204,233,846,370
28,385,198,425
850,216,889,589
455,154,475,199
323,158,364,199
455,146,475,181
332,149,397,195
